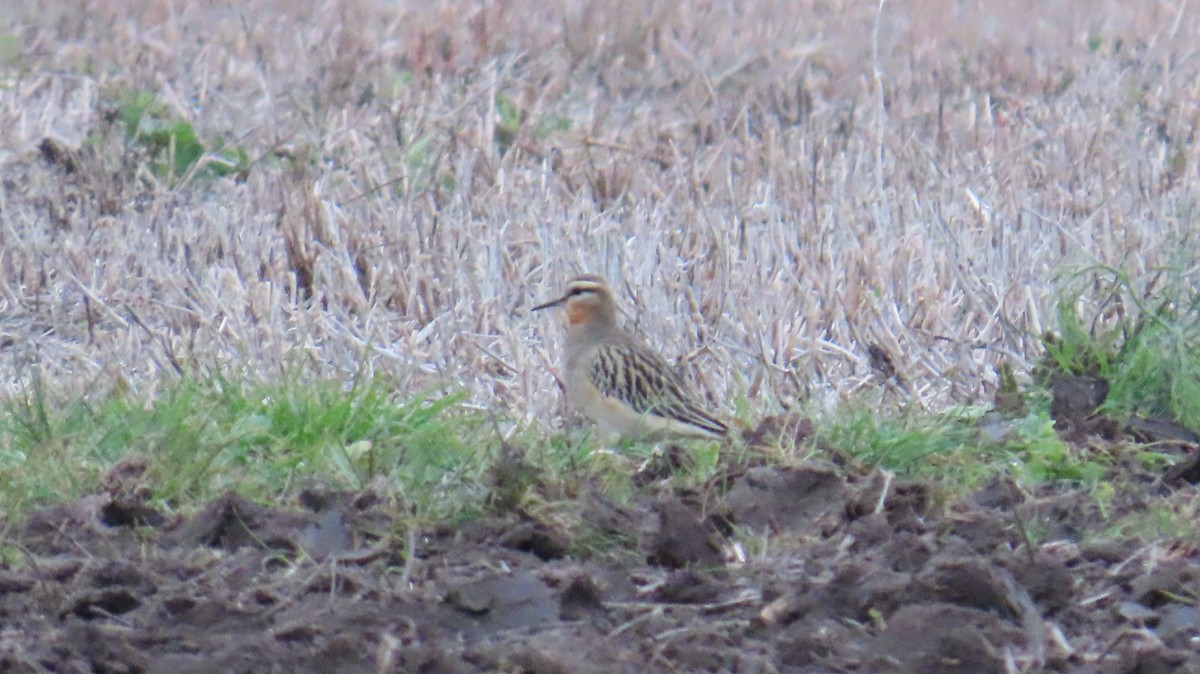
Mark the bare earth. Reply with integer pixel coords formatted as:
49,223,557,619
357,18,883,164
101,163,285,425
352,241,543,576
4,383,1200,674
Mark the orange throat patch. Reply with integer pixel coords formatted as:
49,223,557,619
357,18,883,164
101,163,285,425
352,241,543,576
566,303,589,326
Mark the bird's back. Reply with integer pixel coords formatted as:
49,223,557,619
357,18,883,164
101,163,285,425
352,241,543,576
569,337,727,439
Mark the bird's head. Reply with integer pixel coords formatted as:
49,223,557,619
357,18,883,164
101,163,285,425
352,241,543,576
533,274,618,327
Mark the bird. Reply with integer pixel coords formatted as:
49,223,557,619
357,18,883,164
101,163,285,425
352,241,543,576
532,274,727,441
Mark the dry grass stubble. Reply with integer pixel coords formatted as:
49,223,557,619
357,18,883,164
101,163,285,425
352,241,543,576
0,0,1197,432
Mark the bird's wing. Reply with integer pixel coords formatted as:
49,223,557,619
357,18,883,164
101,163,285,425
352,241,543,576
589,344,727,436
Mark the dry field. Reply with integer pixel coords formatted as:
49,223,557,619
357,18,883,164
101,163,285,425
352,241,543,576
2,0,1196,423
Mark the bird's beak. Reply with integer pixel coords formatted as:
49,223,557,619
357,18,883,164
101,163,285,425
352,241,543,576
532,295,566,312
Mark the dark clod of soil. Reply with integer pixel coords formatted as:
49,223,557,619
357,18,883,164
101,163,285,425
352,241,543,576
646,498,724,569
1051,374,1118,440
722,463,846,533
1162,449,1200,486
867,602,1020,674
499,519,570,560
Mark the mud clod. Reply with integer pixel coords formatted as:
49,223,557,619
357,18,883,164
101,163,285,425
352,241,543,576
646,498,724,569
723,463,846,532
867,603,1018,674
500,519,569,560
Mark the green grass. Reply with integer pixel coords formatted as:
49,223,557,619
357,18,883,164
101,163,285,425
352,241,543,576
0,32,20,68
0,371,490,529
0,366,731,556
1042,261,1200,429
493,91,572,156
817,404,1106,493
1104,494,1200,544
110,89,252,183
0,366,724,551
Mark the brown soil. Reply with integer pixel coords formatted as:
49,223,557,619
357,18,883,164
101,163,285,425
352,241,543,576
4,394,1200,674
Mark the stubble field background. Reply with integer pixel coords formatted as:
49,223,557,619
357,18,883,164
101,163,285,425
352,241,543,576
2,0,1194,423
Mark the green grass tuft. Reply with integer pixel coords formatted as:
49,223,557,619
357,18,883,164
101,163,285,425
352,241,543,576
819,405,1103,492
113,89,252,182
1043,261,1200,431
0,372,488,527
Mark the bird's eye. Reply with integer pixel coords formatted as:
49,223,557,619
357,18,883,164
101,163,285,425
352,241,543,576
567,287,591,298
